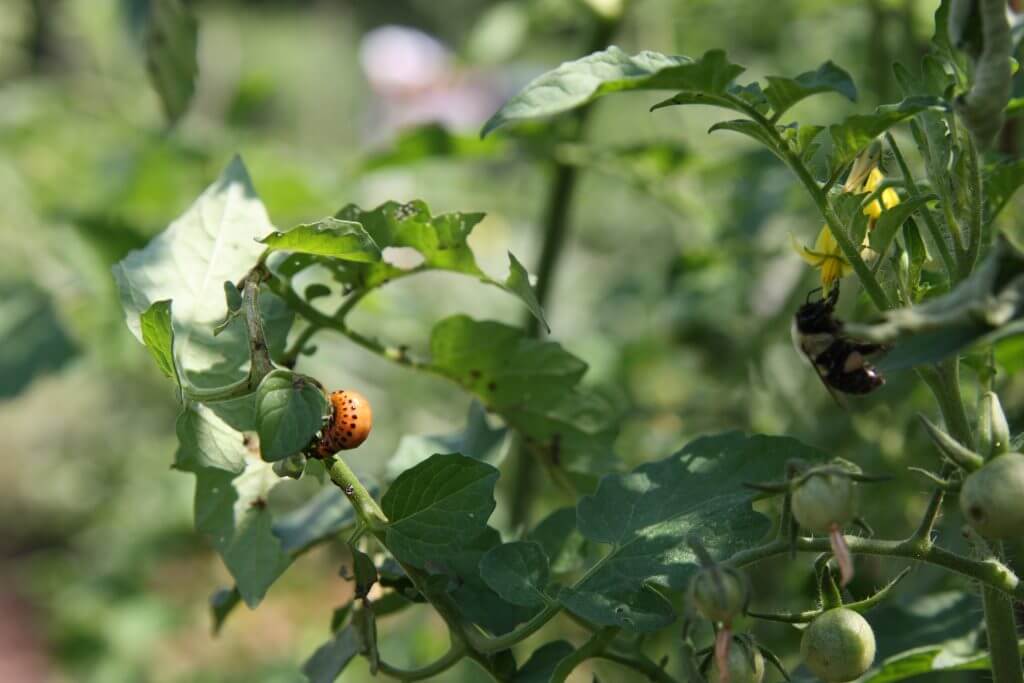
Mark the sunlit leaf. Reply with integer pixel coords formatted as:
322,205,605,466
260,218,381,263
484,47,745,135
140,299,177,380
113,156,274,386
558,584,676,632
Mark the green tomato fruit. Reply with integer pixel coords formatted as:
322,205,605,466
800,608,876,682
689,567,748,624
960,452,1024,539
708,636,765,683
791,471,857,534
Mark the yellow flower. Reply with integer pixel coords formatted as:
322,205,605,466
791,225,852,294
861,167,901,220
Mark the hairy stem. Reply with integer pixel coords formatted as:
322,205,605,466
884,132,958,279
244,272,276,386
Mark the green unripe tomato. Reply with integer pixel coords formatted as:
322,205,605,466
688,567,748,624
960,452,1024,539
791,471,857,534
800,608,876,682
708,636,765,683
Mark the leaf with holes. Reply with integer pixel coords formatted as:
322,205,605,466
260,217,381,263
255,370,329,462
381,453,498,568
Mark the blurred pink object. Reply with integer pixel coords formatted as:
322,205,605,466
359,25,502,138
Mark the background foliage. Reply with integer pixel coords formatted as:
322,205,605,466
2,0,1023,681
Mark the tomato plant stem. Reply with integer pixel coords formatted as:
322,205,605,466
508,13,621,529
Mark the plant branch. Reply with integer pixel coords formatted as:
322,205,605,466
597,650,677,683
551,627,619,683
244,270,276,386
884,132,958,279
376,642,467,681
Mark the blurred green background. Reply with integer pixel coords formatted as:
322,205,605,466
1,0,1021,681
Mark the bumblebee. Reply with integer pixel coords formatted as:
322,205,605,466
792,287,885,397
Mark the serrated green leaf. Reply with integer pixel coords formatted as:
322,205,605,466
480,541,551,607
255,369,330,462
430,315,618,473
381,453,499,568
260,218,381,263
526,507,586,574
829,97,949,172
140,300,177,380
482,47,705,135
574,432,827,596
763,61,857,119
513,641,575,683
145,0,198,125
302,626,360,683
387,401,508,479
0,281,77,399
194,458,291,607
294,200,547,327
558,584,676,632
113,156,274,386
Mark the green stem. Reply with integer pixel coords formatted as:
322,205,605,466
884,132,958,279
325,455,388,532
244,272,276,386
508,14,620,528
964,131,985,277
731,96,892,310
376,642,467,681
551,627,619,683
921,358,1021,682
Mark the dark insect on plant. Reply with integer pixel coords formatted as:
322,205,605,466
791,286,886,399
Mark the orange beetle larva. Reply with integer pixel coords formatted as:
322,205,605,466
314,390,373,456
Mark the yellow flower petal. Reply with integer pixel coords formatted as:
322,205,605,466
814,224,839,254
864,167,884,192
863,198,882,219
790,232,826,266
881,186,900,209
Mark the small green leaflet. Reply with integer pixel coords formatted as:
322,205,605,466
145,0,198,125
558,584,676,632
259,217,381,263
381,453,499,568
255,370,330,462
512,641,575,683
140,299,176,381
828,96,949,173
479,541,551,607
862,641,1024,682
763,61,857,119
175,401,249,474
